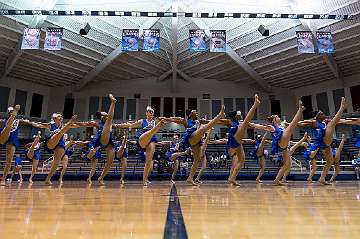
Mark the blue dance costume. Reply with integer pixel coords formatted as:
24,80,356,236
353,125,360,148
227,120,241,150
115,142,128,160
252,138,264,161
311,120,329,150
83,142,102,160
304,143,316,161
136,119,158,149
270,124,285,162
44,122,65,153
92,120,115,148
15,156,22,167
165,142,178,161
24,144,41,162
180,119,200,150
1,118,20,147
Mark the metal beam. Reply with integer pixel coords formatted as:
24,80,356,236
158,69,172,81
178,2,271,93
76,2,172,90
1,0,58,81
176,69,191,82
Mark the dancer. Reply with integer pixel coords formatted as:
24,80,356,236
74,94,117,185
26,131,42,183
167,105,225,186
253,133,269,183
281,132,309,183
194,129,213,184
329,134,346,183
303,136,320,182
217,95,260,185
250,100,305,185
115,106,167,186
297,97,347,185
164,136,190,184
115,131,128,184
78,140,101,184
58,134,76,184
0,105,39,185
30,113,78,185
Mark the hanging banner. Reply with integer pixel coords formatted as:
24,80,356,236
210,30,226,52
21,28,40,50
189,29,206,52
316,31,335,54
122,29,139,51
143,29,160,52
296,31,315,53
44,28,63,50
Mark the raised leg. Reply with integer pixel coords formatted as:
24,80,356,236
234,95,260,142
324,98,347,146
100,94,116,145
279,101,305,149
189,105,225,146
47,115,77,150
138,120,165,148
0,105,20,144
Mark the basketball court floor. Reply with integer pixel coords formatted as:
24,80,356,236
1,181,360,239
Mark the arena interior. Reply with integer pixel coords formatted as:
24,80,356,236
1,0,360,238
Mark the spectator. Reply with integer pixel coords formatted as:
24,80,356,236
352,154,360,180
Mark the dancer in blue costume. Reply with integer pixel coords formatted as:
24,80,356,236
26,131,42,183
58,134,77,184
194,128,213,184
253,133,269,183
77,139,101,184
329,134,346,183
281,132,309,183
0,105,40,186
116,106,168,186
164,135,190,184
8,154,23,183
75,94,117,185
115,131,128,184
167,105,225,186
250,100,305,185
298,97,347,185
217,95,260,186
31,112,78,185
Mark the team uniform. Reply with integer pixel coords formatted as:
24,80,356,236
303,143,316,161
227,120,241,151
92,121,115,148
44,122,65,153
252,138,264,161
270,124,285,162
310,120,329,151
180,119,201,150
14,156,22,167
1,118,20,147
136,119,158,149
24,144,42,162
115,142,128,161
83,142,102,161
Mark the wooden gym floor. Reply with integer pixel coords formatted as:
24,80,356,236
1,181,360,239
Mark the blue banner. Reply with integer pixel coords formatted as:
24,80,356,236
189,29,206,52
21,28,40,50
44,28,63,50
122,29,139,52
210,30,226,52
143,29,160,52
316,31,335,54
296,31,315,54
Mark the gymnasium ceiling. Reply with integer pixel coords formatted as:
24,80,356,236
0,0,359,92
